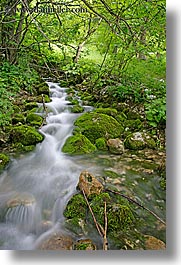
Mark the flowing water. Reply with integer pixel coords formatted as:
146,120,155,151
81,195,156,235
0,82,166,250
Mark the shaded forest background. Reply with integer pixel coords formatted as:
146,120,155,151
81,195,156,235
0,0,166,134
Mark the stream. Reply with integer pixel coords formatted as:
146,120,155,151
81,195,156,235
0,82,166,250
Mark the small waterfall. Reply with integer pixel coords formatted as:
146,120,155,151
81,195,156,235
0,82,84,249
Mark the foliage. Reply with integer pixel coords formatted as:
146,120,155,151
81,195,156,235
0,61,39,127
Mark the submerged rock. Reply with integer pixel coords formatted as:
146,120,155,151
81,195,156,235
78,170,103,196
62,134,96,155
107,138,124,154
124,132,156,150
74,112,124,144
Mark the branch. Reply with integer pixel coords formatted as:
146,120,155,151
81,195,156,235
106,189,166,225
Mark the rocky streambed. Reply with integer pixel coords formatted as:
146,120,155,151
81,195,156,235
0,81,166,250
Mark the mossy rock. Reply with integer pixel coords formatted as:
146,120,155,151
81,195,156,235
25,102,38,111
95,137,108,151
124,132,156,150
12,114,25,125
70,105,84,113
26,113,44,127
74,112,124,144
124,119,143,131
9,125,44,146
36,82,50,96
0,153,10,171
94,108,118,117
62,134,96,155
115,112,127,122
64,194,87,220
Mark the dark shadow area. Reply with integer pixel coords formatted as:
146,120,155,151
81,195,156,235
5,9,179,264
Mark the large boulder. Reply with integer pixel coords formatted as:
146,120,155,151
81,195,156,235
74,112,124,144
9,125,44,146
124,132,156,150
107,138,124,154
62,134,96,155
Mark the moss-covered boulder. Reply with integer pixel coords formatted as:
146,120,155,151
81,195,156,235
9,125,44,146
26,113,44,127
94,108,118,117
124,132,156,150
74,112,124,144
62,134,96,155
0,153,10,171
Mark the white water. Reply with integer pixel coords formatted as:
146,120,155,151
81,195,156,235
0,82,95,250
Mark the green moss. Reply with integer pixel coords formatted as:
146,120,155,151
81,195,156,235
95,137,108,151
10,125,44,146
74,112,124,144
124,119,143,131
26,113,43,127
124,132,156,150
62,134,96,155
12,143,35,153
70,105,84,113
107,204,134,233
64,194,87,219
94,108,118,117
103,170,121,179
0,153,10,171
12,114,25,125
36,82,50,96
115,112,127,122
25,102,38,111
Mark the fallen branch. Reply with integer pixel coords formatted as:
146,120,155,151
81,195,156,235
106,189,166,225
103,201,108,250
39,94,48,128
81,189,103,238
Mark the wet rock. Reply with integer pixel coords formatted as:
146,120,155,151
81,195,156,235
62,134,96,155
6,193,35,208
144,235,166,250
9,125,44,146
78,170,103,196
38,233,73,250
26,113,44,127
74,112,124,144
0,153,10,171
73,239,97,250
107,138,124,154
124,132,156,150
